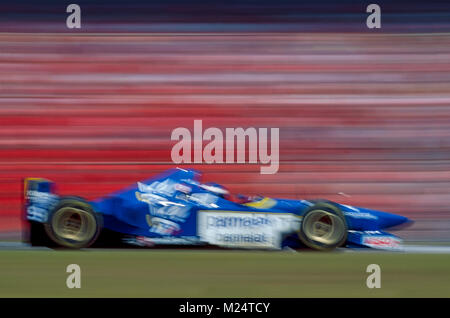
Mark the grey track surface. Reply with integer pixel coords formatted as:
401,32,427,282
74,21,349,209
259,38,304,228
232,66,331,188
1,241,450,253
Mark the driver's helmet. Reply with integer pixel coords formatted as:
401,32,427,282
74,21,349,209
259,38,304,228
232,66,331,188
199,182,255,204
199,182,231,200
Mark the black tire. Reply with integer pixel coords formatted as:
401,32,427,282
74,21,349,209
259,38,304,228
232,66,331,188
44,196,102,248
298,201,348,251
27,221,54,247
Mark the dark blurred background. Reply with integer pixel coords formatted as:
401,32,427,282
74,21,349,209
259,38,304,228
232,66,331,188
0,0,449,242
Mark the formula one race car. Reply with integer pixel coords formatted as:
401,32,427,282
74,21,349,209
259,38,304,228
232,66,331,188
23,168,412,251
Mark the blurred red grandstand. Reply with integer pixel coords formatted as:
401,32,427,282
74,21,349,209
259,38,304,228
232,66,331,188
0,31,449,241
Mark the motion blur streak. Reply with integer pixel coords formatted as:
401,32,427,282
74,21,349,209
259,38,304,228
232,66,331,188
0,1,449,241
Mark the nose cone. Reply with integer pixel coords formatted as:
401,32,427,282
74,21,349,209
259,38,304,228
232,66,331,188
373,211,412,229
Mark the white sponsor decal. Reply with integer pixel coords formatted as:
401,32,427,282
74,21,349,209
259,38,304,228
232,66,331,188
136,180,193,222
344,211,378,219
148,217,181,235
26,190,58,222
300,200,313,206
138,179,178,197
197,211,300,249
188,193,219,207
27,190,58,205
27,205,49,222
342,204,360,212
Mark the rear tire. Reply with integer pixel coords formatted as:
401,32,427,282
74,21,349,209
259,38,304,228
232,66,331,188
44,197,102,248
28,221,53,247
298,201,347,251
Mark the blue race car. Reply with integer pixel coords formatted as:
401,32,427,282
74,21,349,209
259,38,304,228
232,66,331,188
23,168,412,251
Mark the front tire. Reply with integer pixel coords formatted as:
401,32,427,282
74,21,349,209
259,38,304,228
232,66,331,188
298,202,347,251
44,197,102,248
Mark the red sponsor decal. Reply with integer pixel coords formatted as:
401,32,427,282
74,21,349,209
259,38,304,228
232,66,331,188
363,236,400,248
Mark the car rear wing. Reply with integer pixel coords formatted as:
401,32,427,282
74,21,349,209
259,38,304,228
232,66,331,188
23,178,59,223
